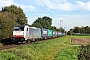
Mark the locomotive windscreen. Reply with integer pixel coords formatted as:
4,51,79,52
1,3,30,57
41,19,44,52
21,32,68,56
14,26,24,31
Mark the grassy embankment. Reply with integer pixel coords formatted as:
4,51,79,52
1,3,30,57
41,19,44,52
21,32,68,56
55,36,90,60
0,36,88,60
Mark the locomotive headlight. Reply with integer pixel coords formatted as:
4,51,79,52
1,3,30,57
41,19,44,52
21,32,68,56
21,35,24,37
13,35,15,37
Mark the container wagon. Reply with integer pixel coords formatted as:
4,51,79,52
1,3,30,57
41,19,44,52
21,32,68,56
41,28,48,39
28,27,41,41
53,31,58,38
57,32,62,37
48,29,52,38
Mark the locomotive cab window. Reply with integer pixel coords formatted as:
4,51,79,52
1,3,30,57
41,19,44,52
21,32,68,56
20,27,24,31
14,26,24,31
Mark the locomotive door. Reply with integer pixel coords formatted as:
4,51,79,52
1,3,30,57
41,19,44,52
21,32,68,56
26,27,29,39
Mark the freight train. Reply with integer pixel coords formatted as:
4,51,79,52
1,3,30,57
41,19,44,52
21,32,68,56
12,25,64,43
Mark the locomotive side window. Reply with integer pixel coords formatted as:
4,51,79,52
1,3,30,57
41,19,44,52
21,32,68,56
27,28,28,31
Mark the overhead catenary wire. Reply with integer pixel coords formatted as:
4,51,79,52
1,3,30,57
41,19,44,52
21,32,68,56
41,0,54,18
41,0,63,29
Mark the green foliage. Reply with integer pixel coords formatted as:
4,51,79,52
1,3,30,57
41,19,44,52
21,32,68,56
0,43,3,46
0,52,26,60
32,16,65,31
59,27,65,32
67,29,73,35
2,5,27,24
73,26,80,33
32,22,43,28
0,12,19,40
55,46,79,60
73,34,90,36
0,5,28,41
51,26,60,31
67,26,90,35
78,45,90,60
0,36,73,60
71,36,90,38
32,16,52,29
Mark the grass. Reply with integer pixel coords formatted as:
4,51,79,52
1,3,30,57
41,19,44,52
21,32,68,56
0,36,89,60
0,36,69,60
55,36,90,60
71,35,90,38
0,52,26,60
55,46,79,60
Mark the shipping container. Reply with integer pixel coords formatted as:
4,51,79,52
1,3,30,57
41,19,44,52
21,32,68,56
48,29,52,36
53,31,58,37
41,28,48,39
57,32,62,37
29,27,38,39
38,28,41,38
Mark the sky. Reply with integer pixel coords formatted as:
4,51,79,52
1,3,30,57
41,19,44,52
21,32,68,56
0,0,90,31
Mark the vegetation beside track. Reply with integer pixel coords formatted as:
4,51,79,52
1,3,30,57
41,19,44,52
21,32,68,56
55,36,90,60
71,36,90,38
0,36,89,60
55,46,79,60
0,36,70,60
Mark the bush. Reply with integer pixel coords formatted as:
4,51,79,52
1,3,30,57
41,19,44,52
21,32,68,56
73,34,90,36
0,43,3,46
0,38,12,45
0,12,19,40
78,45,90,60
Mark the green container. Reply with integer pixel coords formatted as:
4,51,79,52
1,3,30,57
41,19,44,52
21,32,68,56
48,30,52,36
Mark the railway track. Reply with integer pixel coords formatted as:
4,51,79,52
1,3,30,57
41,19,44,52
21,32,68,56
0,42,35,50
0,37,63,50
0,42,38,50
0,44,19,50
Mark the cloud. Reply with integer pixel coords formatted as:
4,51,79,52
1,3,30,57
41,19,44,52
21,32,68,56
0,0,36,12
21,5,36,12
0,0,15,7
37,0,90,11
76,1,90,10
50,14,90,30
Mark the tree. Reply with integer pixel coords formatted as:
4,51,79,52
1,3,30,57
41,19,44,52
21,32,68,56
32,16,52,29
85,26,90,34
32,22,42,28
80,26,85,34
2,5,27,24
59,27,65,33
0,12,19,40
88,27,90,34
52,26,57,31
73,26,80,33
67,29,73,35
67,26,90,35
